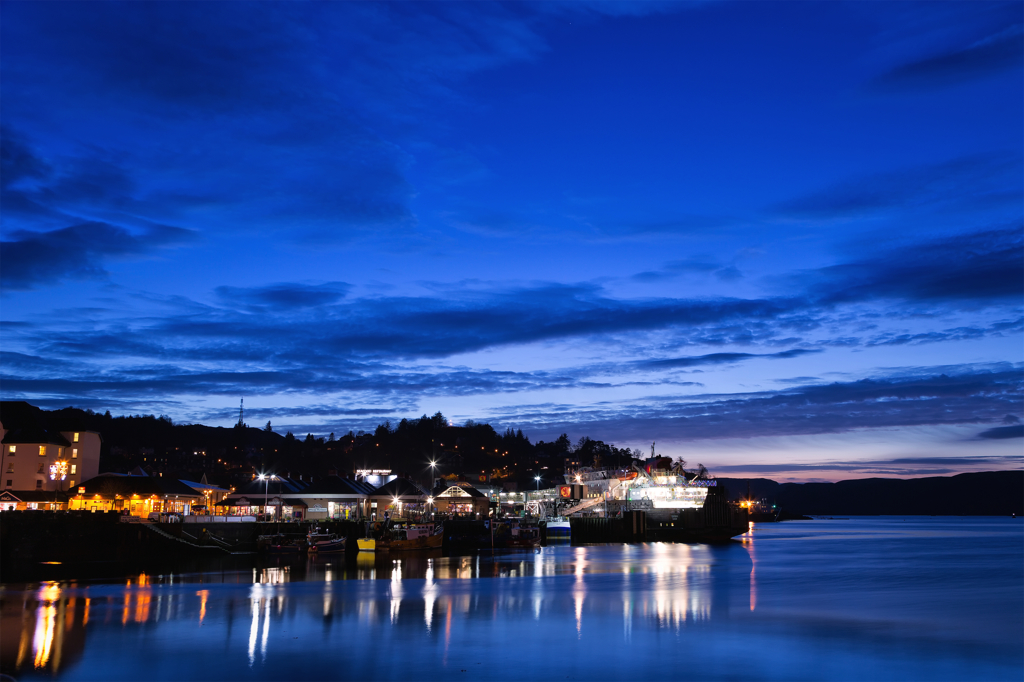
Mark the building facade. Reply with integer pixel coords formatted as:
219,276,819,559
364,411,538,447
0,423,101,495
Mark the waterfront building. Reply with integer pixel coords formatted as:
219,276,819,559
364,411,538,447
179,474,231,510
0,489,69,511
68,472,203,515
296,475,375,520
368,477,430,520
215,475,309,519
354,468,397,488
0,422,100,495
431,484,489,517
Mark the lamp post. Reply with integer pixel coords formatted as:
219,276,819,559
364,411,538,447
258,473,277,522
49,460,69,509
533,475,541,516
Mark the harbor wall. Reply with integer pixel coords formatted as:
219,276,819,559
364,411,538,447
0,512,371,582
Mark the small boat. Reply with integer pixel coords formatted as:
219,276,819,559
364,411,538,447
544,516,571,541
374,519,444,551
307,529,346,554
358,520,380,551
500,521,541,549
257,534,304,554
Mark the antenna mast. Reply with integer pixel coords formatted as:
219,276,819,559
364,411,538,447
237,398,244,428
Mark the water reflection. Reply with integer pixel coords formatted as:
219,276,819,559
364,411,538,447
0,545,743,678
4,521,1019,681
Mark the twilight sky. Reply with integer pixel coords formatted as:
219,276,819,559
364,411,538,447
2,1,1021,481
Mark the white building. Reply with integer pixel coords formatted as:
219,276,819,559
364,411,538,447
0,422,101,495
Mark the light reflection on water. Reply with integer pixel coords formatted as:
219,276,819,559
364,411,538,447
2,518,1022,681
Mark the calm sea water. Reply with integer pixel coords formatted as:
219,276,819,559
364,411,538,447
2,517,1021,681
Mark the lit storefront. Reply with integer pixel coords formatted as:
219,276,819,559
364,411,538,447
0,490,69,511
368,477,431,521
298,475,376,521
432,485,488,517
66,474,202,516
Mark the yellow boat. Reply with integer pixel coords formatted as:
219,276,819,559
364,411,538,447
356,537,376,551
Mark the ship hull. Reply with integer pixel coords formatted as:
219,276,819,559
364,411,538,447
377,534,443,551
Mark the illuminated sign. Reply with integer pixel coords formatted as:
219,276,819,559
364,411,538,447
559,486,571,498
49,461,68,481
356,469,391,476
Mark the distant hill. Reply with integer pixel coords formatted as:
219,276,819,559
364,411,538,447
718,471,1023,516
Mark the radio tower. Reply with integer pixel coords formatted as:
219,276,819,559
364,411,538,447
237,398,244,428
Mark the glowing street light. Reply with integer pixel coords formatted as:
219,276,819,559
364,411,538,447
49,460,69,494
258,473,277,521
535,475,541,491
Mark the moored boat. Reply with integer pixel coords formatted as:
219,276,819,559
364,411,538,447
257,534,304,554
307,529,346,554
374,518,444,551
544,516,571,541
501,521,541,549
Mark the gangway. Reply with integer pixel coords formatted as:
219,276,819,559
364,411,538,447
561,496,604,516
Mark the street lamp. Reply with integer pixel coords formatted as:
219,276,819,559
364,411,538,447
258,473,277,521
49,461,69,507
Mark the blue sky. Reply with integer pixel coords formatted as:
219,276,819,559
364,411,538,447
2,1,1021,480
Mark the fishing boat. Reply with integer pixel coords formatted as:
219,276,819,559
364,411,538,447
307,529,346,554
544,516,571,540
373,518,444,551
501,520,541,549
257,534,303,554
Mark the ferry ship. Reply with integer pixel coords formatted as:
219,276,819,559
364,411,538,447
554,449,748,542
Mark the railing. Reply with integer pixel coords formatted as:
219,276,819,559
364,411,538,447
141,520,255,554
183,515,256,523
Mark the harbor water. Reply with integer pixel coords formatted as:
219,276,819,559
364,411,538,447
2,517,1022,681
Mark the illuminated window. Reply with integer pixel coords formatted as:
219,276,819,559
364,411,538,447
7,445,14,456
73,433,80,442
38,446,46,457
72,448,78,459
71,464,77,474
69,480,74,487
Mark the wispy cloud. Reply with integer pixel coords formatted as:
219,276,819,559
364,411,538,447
977,424,1024,440
870,23,1024,91
774,154,1020,220
793,227,1023,306
1,221,196,290
214,282,352,312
